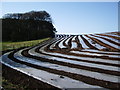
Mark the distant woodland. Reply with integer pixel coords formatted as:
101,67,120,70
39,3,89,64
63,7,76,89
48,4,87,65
2,11,57,42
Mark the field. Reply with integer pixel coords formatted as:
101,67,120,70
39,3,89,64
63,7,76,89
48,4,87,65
1,32,120,89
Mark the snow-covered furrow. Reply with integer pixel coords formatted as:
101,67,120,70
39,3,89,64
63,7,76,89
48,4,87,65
81,49,120,55
14,50,120,83
37,38,57,48
58,37,67,49
78,35,89,49
30,46,119,65
82,35,106,50
88,35,120,49
49,38,63,49
105,34,120,38
72,36,76,41
2,32,120,89
95,34,120,44
29,45,120,72
71,42,78,49
70,51,120,58
71,36,78,49
65,36,73,45
1,53,102,89
36,38,55,50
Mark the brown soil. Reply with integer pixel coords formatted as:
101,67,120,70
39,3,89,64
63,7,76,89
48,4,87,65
80,35,98,50
91,34,120,46
85,35,119,51
33,46,120,76
2,32,120,89
2,64,60,89
96,34,120,40
7,49,120,89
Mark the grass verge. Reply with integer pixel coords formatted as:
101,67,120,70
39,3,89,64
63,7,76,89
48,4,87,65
0,38,50,51
1,38,51,89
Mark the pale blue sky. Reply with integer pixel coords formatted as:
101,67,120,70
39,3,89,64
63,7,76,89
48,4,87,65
1,2,118,34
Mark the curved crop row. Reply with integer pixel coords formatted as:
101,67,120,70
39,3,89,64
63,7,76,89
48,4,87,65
1,32,120,89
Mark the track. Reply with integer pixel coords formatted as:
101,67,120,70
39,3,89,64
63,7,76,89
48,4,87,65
1,32,120,89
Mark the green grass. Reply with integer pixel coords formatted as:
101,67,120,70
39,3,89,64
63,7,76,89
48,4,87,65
1,38,50,89
0,38,50,51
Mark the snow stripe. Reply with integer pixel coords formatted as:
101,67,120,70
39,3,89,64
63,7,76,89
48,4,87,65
95,34,120,44
70,51,120,58
88,35,120,50
28,46,120,72
14,50,120,83
82,35,106,50
1,53,101,88
78,35,89,49
106,34,120,38
58,37,67,49
81,49,120,55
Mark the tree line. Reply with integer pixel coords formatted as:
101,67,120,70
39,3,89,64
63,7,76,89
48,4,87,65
2,11,57,42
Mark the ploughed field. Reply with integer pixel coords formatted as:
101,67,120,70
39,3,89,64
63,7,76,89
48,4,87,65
1,32,120,89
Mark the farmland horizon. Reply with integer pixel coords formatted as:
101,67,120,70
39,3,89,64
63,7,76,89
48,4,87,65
56,30,118,35
1,1,119,89
1,31,120,89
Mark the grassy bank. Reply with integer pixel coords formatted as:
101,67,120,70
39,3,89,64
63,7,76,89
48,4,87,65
1,38,50,89
1,38,50,51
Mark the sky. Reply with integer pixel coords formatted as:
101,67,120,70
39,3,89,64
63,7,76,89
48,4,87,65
1,2,118,34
